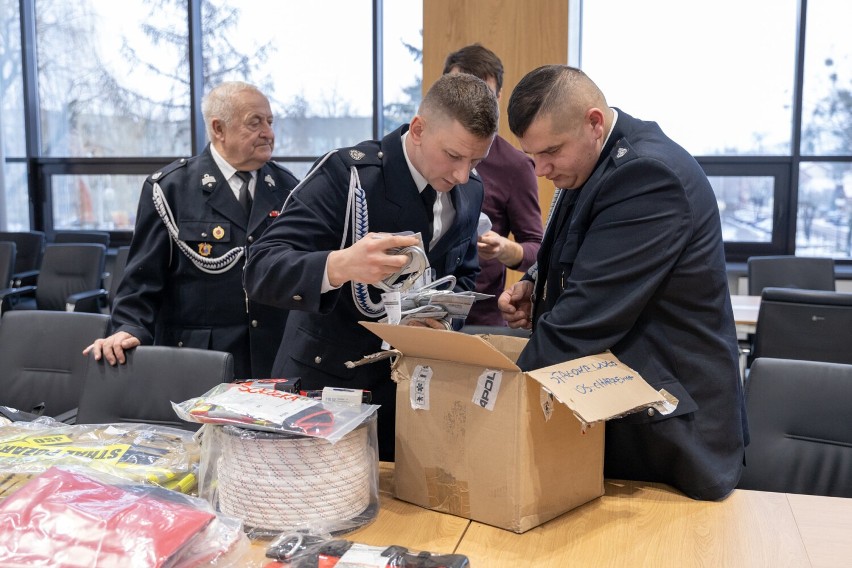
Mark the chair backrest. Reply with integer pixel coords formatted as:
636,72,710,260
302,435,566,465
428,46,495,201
53,230,111,247
76,346,234,430
35,243,106,311
0,230,45,274
751,288,852,364
0,241,15,288
0,310,110,418
107,245,131,308
738,357,852,497
747,255,835,296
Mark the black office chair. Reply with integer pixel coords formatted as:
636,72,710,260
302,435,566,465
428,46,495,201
747,255,835,296
53,230,111,247
750,288,852,365
0,242,15,289
0,230,45,287
76,346,233,430
0,310,110,421
738,357,852,497
0,243,108,313
104,245,131,311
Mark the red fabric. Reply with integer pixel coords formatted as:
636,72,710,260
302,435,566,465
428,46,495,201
0,467,214,567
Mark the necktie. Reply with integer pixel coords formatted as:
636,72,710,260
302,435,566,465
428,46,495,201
420,185,437,241
236,171,253,216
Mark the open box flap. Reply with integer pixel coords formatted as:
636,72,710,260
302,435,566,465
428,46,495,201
525,352,669,424
360,322,521,371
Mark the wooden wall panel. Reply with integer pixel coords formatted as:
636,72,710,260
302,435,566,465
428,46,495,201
422,0,569,285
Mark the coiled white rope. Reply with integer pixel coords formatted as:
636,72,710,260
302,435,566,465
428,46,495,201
215,423,373,533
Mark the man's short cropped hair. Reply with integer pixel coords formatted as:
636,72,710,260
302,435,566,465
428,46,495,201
508,65,609,138
419,73,499,139
442,43,504,95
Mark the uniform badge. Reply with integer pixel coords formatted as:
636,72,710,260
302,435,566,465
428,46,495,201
269,210,279,218
212,226,225,240
201,173,216,187
198,242,212,256
616,147,629,159
264,174,275,187
151,171,162,180
349,149,366,161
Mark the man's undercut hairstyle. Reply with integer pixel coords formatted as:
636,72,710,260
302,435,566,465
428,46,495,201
419,73,499,139
508,65,607,137
202,81,263,140
442,43,504,95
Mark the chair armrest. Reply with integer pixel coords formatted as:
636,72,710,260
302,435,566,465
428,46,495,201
0,285,37,313
66,288,109,313
11,269,39,287
53,407,78,424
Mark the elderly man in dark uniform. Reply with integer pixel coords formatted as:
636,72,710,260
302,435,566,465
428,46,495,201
498,66,748,501
244,73,499,461
85,81,299,381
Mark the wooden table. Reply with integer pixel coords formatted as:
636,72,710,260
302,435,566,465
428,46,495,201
731,294,761,335
457,479,852,567
237,465,852,567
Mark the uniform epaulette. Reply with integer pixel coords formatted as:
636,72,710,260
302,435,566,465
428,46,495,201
149,157,189,182
610,139,638,167
338,144,383,168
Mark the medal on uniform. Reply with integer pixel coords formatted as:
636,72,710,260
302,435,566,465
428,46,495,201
201,173,216,187
198,242,212,256
212,226,225,240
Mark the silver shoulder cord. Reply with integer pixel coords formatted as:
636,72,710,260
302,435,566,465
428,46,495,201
527,188,563,283
277,150,385,318
152,182,244,274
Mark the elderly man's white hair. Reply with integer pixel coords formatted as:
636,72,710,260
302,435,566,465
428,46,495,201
201,81,264,140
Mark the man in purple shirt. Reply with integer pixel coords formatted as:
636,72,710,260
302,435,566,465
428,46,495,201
443,44,543,326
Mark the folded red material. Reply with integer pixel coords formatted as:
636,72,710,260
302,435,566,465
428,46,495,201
0,467,215,567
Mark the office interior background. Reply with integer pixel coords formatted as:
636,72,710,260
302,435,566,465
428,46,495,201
1,0,850,269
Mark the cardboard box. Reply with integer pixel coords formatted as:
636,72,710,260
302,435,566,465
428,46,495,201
361,322,669,533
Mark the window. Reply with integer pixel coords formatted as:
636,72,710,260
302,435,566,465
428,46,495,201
202,0,374,157
577,0,852,261
36,0,191,158
382,0,423,135
1,1,423,239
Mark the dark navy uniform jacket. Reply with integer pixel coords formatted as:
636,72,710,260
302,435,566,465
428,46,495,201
522,109,748,500
111,145,299,381
244,125,483,460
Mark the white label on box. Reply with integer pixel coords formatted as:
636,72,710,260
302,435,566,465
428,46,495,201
411,364,433,410
473,369,502,411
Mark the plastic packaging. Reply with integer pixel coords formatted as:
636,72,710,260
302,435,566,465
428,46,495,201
173,382,379,444
0,419,201,502
265,530,470,567
197,411,380,539
0,466,248,568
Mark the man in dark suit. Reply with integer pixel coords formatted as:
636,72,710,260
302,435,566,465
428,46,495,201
498,65,748,500
244,73,499,461
84,82,299,381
